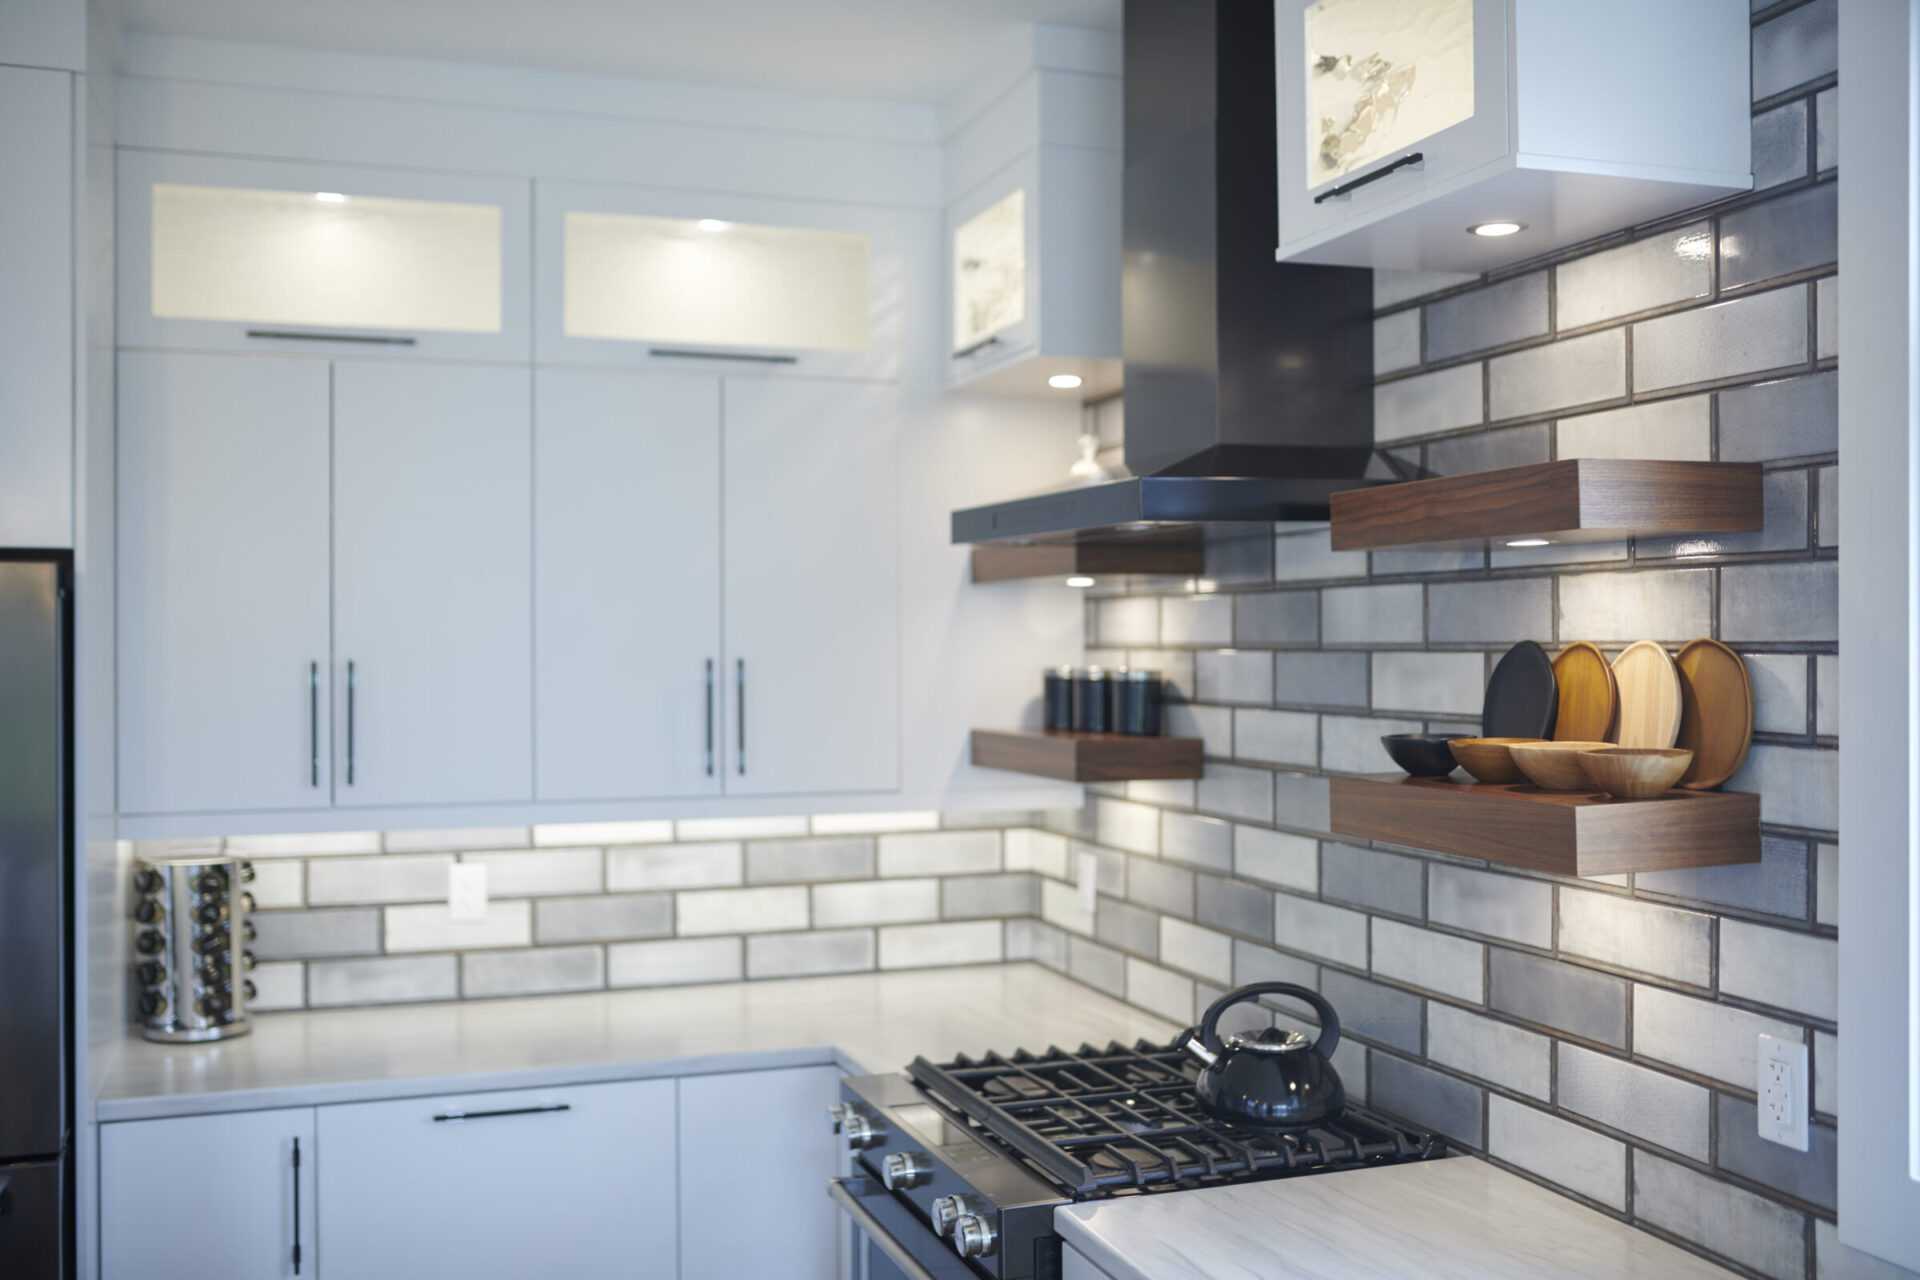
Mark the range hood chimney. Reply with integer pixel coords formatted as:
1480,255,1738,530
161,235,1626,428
952,0,1389,545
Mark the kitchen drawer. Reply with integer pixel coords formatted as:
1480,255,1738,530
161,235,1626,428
316,1078,676,1280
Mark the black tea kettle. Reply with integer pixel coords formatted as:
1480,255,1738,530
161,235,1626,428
1184,982,1345,1129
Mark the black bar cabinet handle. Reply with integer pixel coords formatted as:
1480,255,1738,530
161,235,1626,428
432,1103,572,1123
291,1136,302,1275
735,659,746,775
1313,151,1425,204
345,661,357,786
704,659,716,776
951,334,1001,360
647,347,798,365
247,328,417,346
308,662,320,788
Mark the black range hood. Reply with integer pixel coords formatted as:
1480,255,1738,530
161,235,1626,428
952,0,1393,547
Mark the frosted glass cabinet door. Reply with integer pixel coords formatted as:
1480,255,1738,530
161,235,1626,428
118,352,333,817
535,180,902,379
1275,0,1510,249
945,151,1041,385
534,369,724,801
332,362,533,808
722,378,898,797
119,150,531,361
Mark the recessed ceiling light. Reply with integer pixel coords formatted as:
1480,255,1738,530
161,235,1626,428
1505,538,1551,547
1048,374,1084,390
697,218,728,232
1469,220,1526,237
314,192,347,203
1065,576,1096,588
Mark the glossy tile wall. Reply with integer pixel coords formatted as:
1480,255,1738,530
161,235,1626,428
1020,5,1845,1277
131,811,1035,1009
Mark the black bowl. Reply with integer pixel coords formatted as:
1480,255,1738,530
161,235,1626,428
1381,733,1461,777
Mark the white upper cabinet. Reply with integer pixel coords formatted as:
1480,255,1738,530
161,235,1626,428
536,179,902,379
534,368,724,802
1274,0,1752,271
0,67,73,547
332,361,534,808
118,353,334,818
119,151,530,360
943,33,1123,397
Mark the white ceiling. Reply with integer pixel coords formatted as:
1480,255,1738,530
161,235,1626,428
116,0,1122,102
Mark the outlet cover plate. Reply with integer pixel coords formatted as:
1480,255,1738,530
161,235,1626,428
1757,1033,1809,1151
448,863,489,922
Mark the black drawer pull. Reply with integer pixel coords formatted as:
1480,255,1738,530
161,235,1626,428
432,1103,572,1123
647,347,798,364
1313,151,1425,204
951,335,1001,359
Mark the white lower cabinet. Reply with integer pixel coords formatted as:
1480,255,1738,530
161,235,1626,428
315,1078,677,1280
678,1065,845,1279
100,1106,315,1280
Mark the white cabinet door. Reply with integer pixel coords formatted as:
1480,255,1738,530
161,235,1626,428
333,361,533,807
534,368,723,801
101,1107,315,1280
316,1079,677,1280
118,352,333,816
679,1066,844,1280
0,66,72,547
722,378,898,796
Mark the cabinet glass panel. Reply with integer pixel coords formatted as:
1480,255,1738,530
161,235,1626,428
564,212,868,352
952,188,1026,351
1304,0,1475,187
150,183,503,333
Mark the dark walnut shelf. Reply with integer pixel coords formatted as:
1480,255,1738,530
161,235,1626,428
971,528,1204,583
1329,774,1760,877
1329,459,1763,551
971,729,1203,783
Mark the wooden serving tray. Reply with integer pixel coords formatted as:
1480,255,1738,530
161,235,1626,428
1329,774,1760,878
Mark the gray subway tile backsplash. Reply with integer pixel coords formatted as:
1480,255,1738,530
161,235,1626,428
461,945,605,999
1720,182,1837,291
533,893,674,944
607,936,742,988
1424,271,1548,360
1488,327,1625,422
1632,284,1808,392
1489,948,1628,1049
1719,372,1837,462
1752,0,1836,101
1555,223,1712,330
1751,99,1809,190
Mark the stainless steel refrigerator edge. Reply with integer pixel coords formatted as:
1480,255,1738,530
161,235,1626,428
0,556,73,1276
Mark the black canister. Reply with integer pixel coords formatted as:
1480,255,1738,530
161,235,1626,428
1113,668,1163,736
1072,666,1113,733
1042,666,1076,731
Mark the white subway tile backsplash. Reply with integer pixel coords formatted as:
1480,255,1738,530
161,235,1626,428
226,831,381,858
1041,877,1094,936
1375,364,1484,442
1160,594,1233,646
1094,798,1161,855
676,886,809,936
878,830,1000,877
1159,812,1233,873
1125,957,1197,1023
1273,894,1368,969
943,873,1039,919
1558,890,1712,986
1426,272,1548,360
253,908,381,961
745,929,874,979
1556,570,1712,643
1320,715,1420,774
606,842,743,892
1158,918,1233,983
1371,651,1483,717
463,848,602,898
1426,579,1553,645
1373,307,1420,374
1370,918,1483,1002
1428,1005,1550,1099
1194,650,1275,704
1632,284,1808,392
1195,763,1275,824
1488,327,1626,421
533,893,673,944
308,955,458,1007
1004,828,1070,879
608,936,742,988
1721,921,1838,1021
812,878,940,927
1632,985,1803,1089
247,961,305,1011
1554,395,1712,462
1727,743,1838,831
1487,1096,1627,1210
1427,866,1552,949
1096,597,1159,646
307,854,452,906
1557,1043,1709,1160
1555,223,1712,330
462,946,604,998
1321,584,1423,645
879,920,1002,969
746,838,874,884
247,859,304,910
1272,530,1369,583
384,901,533,952
1235,826,1319,893
1634,1152,1807,1280
1232,709,1318,767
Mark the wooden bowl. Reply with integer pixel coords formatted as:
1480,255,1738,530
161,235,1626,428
1381,734,1461,777
1509,740,1617,791
1580,747,1694,799
1446,737,1548,784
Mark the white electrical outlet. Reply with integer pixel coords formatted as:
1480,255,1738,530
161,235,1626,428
1757,1033,1809,1151
1077,850,1099,915
448,863,489,922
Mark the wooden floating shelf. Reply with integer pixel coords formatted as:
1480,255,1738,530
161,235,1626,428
971,729,1203,783
1329,459,1763,552
1329,774,1760,877
970,528,1204,583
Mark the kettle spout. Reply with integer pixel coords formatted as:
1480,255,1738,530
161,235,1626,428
1184,1034,1219,1067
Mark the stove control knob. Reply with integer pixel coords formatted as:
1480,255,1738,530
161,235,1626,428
881,1151,930,1191
841,1111,878,1150
826,1102,851,1131
952,1212,997,1259
929,1196,963,1236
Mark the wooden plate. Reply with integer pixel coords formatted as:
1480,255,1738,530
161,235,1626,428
1551,642,1618,742
1483,640,1559,739
1674,638,1754,789
1611,641,1682,748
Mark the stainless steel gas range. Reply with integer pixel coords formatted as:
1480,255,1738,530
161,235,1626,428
827,1039,1444,1280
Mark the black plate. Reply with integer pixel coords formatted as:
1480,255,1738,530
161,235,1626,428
1483,640,1558,738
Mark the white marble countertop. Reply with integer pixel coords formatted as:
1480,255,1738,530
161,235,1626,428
97,962,1178,1122
1058,1158,1734,1279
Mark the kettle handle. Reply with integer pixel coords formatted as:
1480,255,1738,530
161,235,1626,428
1196,982,1340,1059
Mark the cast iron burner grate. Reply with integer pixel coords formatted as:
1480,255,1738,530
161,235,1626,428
907,1039,1443,1198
